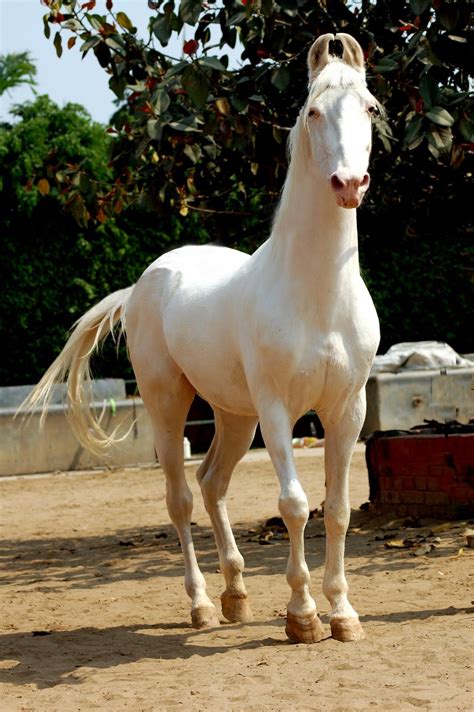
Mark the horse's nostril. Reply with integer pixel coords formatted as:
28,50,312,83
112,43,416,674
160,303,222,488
360,173,370,188
330,174,345,191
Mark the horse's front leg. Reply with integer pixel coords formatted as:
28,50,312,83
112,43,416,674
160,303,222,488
258,400,324,644
322,390,367,642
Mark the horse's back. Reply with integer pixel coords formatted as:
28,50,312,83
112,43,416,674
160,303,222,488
144,245,250,287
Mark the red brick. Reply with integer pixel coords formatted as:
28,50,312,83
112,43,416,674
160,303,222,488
383,491,402,504
414,477,428,491
405,491,425,504
428,464,445,477
428,478,441,491
403,477,415,490
451,487,474,503
425,491,450,505
432,504,448,518
406,503,423,518
393,477,404,491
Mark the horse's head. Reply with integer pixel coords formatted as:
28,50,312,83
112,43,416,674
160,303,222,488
303,33,379,209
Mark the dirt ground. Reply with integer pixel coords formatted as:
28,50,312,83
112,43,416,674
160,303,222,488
0,445,473,712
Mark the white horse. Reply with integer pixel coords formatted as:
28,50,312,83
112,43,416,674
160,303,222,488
23,33,380,644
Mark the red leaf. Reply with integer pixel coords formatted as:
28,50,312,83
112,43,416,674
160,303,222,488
37,178,50,196
106,0,113,9
183,39,199,55
67,37,77,50
82,1,96,10
96,207,107,223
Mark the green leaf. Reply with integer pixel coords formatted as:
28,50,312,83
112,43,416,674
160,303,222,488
87,14,105,32
81,37,100,54
410,0,430,15
260,0,274,17
404,116,424,149
179,0,202,26
181,64,209,110
164,60,189,80
226,11,246,27
53,31,63,59
426,106,455,127
108,74,127,99
419,75,440,110
116,11,134,31
271,65,290,91
428,126,452,153
373,57,399,73
152,15,172,45
146,119,162,141
459,117,474,143
437,6,460,31
155,90,171,114
168,120,200,132
198,56,227,73
230,95,248,113
93,42,111,68
183,143,202,163
43,14,51,40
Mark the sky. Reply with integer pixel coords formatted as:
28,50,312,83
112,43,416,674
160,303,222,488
0,0,194,124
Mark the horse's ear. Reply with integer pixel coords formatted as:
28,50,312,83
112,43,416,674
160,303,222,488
335,33,365,75
307,34,335,83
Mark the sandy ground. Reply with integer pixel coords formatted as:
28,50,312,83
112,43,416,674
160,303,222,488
0,445,473,712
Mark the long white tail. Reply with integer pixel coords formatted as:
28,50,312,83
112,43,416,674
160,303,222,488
18,286,134,454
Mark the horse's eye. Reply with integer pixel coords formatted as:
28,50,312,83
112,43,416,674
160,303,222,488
308,108,320,119
368,105,379,117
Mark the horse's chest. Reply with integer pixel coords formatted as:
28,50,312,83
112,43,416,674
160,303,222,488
259,327,372,420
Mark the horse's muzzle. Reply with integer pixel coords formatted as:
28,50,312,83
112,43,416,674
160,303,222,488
330,172,370,209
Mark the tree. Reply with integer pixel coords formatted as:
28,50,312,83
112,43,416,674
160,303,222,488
0,52,37,97
0,95,207,384
37,1,472,225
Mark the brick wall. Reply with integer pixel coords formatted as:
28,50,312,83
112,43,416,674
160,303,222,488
366,434,474,519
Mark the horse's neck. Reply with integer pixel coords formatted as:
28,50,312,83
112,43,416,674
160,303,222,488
268,144,360,305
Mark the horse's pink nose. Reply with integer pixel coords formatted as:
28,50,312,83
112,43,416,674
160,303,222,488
330,172,370,208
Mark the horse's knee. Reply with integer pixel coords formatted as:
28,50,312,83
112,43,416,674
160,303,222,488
278,480,309,529
324,499,350,536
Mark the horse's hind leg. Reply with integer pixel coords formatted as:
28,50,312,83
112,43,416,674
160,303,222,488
197,408,257,623
137,370,220,630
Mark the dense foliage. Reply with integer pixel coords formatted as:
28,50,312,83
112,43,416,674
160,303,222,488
0,96,206,384
38,0,472,226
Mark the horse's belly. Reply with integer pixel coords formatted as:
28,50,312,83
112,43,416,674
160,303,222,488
174,346,256,416
163,291,256,416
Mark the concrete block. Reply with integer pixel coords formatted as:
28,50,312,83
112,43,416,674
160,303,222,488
0,379,126,408
0,397,156,476
362,367,474,437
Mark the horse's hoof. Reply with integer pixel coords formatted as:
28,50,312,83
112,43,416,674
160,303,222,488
285,611,324,644
191,606,220,629
221,591,254,623
330,616,366,642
